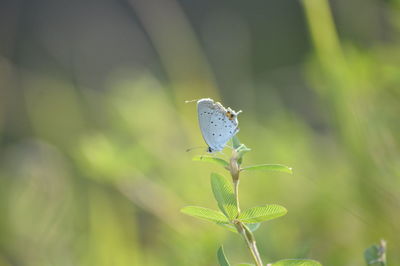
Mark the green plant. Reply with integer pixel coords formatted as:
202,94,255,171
181,136,321,265
364,240,387,266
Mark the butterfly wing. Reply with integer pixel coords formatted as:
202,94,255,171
197,99,217,151
197,98,239,152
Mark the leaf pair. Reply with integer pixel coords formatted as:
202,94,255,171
193,155,293,175
212,173,287,224
181,173,287,227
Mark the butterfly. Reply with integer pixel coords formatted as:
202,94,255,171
196,98,242,153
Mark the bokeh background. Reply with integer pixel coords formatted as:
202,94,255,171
1,0,400,265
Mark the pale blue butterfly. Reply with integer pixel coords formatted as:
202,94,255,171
196,98,242,153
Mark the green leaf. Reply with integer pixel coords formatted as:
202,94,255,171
217,246,231,266
270,259,322,266
181,206,229,224
216,222,259,234
236,144,251,157
211,173,238,220
232,135,241,149
237,264,255,266
217,223,237,233
246,223,261,232
193,156,229,168
241,164,293,174
239,204,287,223
364,240,386,266
234,143,251,165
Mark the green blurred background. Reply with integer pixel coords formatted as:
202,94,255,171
0,0,400,265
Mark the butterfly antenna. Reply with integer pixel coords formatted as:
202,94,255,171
185,99,200,104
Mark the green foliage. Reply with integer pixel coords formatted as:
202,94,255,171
180,206,229,223
216,223,238,233
235,144,252,165
246,223,261,232
231,136,251,165
270,259,322,266
193,155,229,168
364,241,386,266
2,0,399,264
232,136,242,150
216,222,260,234
217,246,231,266
239,205,287,223
186,134,321,265
211,173,238,220
241,164,293,174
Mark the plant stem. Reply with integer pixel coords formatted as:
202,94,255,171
248,238,263,266
230,150,263,266
234,221,263,266
233,179,241,215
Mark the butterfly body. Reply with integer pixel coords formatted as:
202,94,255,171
196,98,241,153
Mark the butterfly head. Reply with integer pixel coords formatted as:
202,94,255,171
225,111,234,120
225,108,242,121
